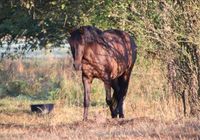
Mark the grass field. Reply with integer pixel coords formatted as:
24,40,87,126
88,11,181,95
0,54,200,139
0,97,200,140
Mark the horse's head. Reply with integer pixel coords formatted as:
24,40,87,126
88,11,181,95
68,26,103,71
68,27,86,71
71,44,84,71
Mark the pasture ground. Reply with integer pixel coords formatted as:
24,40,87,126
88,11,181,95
0,98,199,140
0,56,199,140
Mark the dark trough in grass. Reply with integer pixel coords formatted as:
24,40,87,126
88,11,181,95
30,103,54,114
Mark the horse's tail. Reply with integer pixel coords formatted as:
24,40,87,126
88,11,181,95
110,91,118,117
130,35,137,65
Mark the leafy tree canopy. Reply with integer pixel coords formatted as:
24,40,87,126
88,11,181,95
0,0,199,59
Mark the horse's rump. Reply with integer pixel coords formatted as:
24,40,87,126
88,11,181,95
102,29,135,72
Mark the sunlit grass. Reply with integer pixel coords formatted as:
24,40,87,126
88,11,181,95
0,97,199,140
0,56,199,139
0,55,184,122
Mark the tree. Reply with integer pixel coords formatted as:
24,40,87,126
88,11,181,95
139,0,200,117
0,0,84,57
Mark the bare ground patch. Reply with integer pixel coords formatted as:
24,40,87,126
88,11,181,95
0,117,200,140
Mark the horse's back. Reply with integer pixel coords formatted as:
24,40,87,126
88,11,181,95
80,27,137,80
103,29,136,68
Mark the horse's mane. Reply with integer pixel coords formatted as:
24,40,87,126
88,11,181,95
82,26,103,44
69,26,109,47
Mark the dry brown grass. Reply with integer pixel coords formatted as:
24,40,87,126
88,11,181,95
0,99,199,140
0,56,199,139
0,93,199,140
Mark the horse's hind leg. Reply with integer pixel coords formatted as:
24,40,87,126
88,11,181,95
104,81,118,118
110,79,120,118
117,70,132,118
104,83,112,106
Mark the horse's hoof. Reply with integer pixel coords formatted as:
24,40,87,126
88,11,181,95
106,100,112,106
111,112,118,118
112,115,117,118
83,117,88,121
119,114,124,118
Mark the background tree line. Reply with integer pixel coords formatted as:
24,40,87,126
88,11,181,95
0,0,199,117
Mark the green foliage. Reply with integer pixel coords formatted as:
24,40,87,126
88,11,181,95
0,57,111,106
7,80,29,96
0,84,8,98
0,0,199,52
48,88,60,100
6,77,42,98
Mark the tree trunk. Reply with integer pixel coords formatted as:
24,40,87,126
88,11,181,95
168,45,200,117
183,45,200,117
188,73,200,117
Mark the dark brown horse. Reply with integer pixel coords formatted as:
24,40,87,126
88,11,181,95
68,26,137,120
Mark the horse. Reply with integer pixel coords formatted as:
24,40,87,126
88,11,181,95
68,26,137,120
